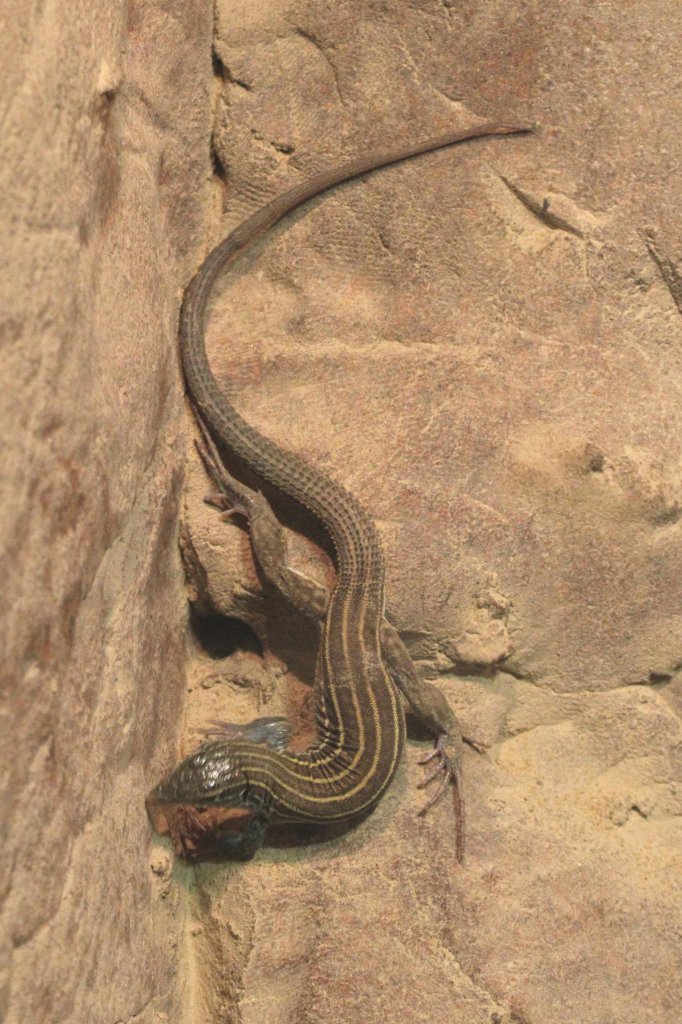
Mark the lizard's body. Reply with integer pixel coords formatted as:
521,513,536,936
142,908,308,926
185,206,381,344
147,122,530,859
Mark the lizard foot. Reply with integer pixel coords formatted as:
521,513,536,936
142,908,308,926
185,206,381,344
196,715,293,752
417,734,465,863
193,418,256,521
463,733,488,754
205,490,252,521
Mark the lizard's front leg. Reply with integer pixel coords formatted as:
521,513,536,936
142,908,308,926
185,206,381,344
194,420,469,860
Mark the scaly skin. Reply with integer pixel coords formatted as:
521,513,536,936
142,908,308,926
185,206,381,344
147,122,532,860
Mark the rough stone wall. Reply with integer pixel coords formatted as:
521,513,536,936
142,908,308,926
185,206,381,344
181,2,682,1023
1,2,212,1022
3,1,682,1024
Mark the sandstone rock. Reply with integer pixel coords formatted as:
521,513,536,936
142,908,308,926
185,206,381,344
5,2,682,1023
179,2,682,1021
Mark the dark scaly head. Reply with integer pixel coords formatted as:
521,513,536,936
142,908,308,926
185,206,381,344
146,740,259,854
147,716,291,815
148,739,249,808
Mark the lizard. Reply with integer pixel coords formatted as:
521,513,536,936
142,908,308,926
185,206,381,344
146,120,532,862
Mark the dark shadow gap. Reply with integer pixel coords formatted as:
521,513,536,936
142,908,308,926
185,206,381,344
190,609,263,659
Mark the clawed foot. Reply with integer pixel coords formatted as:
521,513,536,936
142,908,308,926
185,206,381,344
196,717,246,740
462,733,488,754
417,734,458,813
193,417,256,521
196,715,293,752
417,734,465,863
205,488,252,521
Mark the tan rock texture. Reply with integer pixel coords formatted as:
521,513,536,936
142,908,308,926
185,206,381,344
3,1,682,1023
1,2,212,1022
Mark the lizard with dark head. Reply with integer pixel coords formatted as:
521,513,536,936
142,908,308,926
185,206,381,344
147,121,532,861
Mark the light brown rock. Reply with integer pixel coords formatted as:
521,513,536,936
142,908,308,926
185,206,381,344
4,1,682,1023
1,2,211,1022
181,2,682,1022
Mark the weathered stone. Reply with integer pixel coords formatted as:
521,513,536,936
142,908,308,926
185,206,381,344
1,2,211,1021
180,1,682,1022
5,1,682,1023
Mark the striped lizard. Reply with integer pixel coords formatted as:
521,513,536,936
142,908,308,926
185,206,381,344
147,121,531,861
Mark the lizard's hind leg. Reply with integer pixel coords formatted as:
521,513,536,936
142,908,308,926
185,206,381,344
194,416,468,860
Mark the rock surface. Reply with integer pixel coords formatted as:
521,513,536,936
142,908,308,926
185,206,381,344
1,2,211,1022
4,1,682,1023
181,2,682,1023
